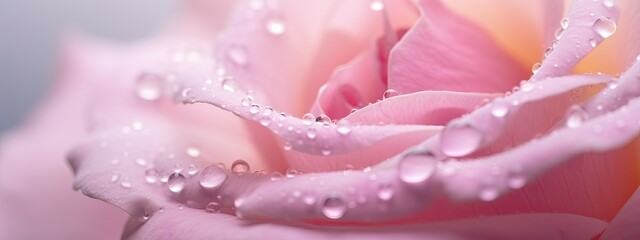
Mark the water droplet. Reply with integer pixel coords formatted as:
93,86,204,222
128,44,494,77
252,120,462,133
120,179,132,189
343,164,354,175
306,128,318,139
266,18,286,35
554,27,564,40
566,105,588,128
440,123,484,157
603,0,615,8
135,158,147,167
377,181,395,201
636,55,640,61
491,99,510,118
480,187,498,201
321,148,332,156
398,151,437,184
110,172,120,182
315,114,331,125
337,123,352,135
593,17,616,38
520,82,534,92
286,168,298,178
227,46,248,66
187,164,198,176
249,104,260,114
302,113,315,125
136,73,163,101
383,89,399,99
369,0,384,11
142,212,151,221
270,171,284,181
589,38,597,48
531,62,542,74
216,162,226,169
181,88,192,98
303,194,316,205
186,147,200,158
167,173,186,193
205,202,221,213
221,77,236,92
321,194,346,219
145,169,159,183
561,18,569,29
608,82,618,90
199,165,228,189
241,96,253,107
507,174,527,189
231,159,250,176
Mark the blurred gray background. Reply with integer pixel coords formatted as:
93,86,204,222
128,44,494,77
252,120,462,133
0,0,176,133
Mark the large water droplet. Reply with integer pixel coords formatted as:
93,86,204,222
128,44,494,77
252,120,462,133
593,17,617,38
227,46,248,66
145,169,159,183
167,173,186,193
566,105,588,128
136,73,163,101
377,181,395,201
398,151,437,184
383,89,399,99
231,159,250,176
302,113,315,125
266,18,286,35
315,114,331,125
205,202,221,213
321,194,346,219
440,124,484,157
199,165,228,189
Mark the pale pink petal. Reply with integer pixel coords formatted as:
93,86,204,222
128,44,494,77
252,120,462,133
532,0,620,80
124,209,606,240
0,36,128,239
387,0,528,94
584,55,640,115
602,186,640,240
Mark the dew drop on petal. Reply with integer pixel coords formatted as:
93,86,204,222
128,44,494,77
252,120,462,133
480,187,499,201
120,179,132,189
566,105,588,128
221,77,236,92
440,124,483,157
136,73,163,101
303,194,316,205
554,27,564,40
199,165,228,189
270,171,284,181
561,18,569,29
241,96,253,107
227,46,248,66
167,173,186,193
145,169,159,183
306,128,318,139
187,164,199,176
315,114,331,125
398,151,437,184
321,194,346,219
302,113,315,125
205,202,221,213
231,159,250,176
249,104,261,114
382,89,399,99
603,0,615,8
593,17,617,38
266,18,286,35
589,38,597,48
377,181,395,201
491,99,510,118
135,158,147,167
337,123,352,136
507,174,527,189
186,147,201,158
531,62,542,74
286,168,298,178
110,172,120,182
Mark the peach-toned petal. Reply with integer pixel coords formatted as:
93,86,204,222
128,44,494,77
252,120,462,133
387,0,528,94
602,187,640,240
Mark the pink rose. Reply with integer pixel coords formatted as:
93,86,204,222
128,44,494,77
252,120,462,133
2,0,640,239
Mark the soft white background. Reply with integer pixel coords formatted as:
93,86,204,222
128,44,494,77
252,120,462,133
0,0,175,133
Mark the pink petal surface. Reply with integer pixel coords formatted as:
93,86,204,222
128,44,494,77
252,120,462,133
387,0,528,94
602,185,640,240
124,210,606,240
0,36,128,239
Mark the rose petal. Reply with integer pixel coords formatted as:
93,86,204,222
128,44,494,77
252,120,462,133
124,209,607,240
532,0,620,80
602,185,640,240
387,0,528,94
